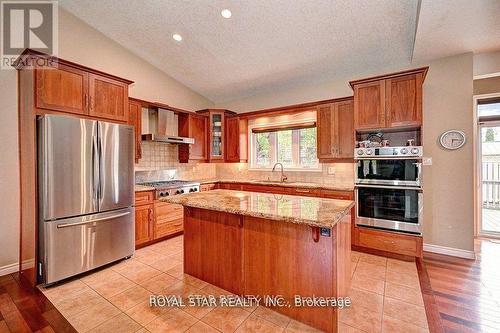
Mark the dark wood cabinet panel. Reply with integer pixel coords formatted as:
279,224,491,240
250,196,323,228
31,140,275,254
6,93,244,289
135,204,153,246
353,81,385,130
179,113,208,162
35,64,88,115
317,99,354,161
88,74,128,122
317,104,335,159
225,116,248,162
184,208,243,295
351,67,428,131
385,74,423,128
128,100,142,162
336,100,354,158
225,116,240,162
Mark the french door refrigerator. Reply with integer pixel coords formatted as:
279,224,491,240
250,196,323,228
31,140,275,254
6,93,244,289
38,114,135,285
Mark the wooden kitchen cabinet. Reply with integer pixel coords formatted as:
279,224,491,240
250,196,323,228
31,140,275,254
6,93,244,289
354,227,423,258
135,204,154,246
350,67,428,131
154,201,184,239
225,116,248,162
35,64,89,115
128,99,142,163
316,98,354,161
88,74,129,122
196,109,237,162
35,61,131,122
178,113,208,162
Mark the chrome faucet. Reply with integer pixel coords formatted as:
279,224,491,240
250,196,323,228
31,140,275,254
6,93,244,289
272,163,288,183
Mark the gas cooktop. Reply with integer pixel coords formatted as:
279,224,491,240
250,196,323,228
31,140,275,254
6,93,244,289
136,180,200,198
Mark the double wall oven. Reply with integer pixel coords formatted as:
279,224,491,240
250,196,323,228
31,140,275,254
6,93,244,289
355,147,423,235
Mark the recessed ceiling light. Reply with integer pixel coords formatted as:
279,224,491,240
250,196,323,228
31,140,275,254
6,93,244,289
221,9,232,19
172,33,182,42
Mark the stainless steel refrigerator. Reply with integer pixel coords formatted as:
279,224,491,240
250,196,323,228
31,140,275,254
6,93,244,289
38,114,135,285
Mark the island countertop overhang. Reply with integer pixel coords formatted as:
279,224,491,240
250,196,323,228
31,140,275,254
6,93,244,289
160,189,354,228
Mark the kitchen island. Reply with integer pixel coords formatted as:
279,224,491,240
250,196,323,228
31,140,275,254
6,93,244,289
162,189,354,333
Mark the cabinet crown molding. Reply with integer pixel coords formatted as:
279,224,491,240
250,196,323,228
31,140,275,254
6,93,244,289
349,66,429,89
14,48,134,85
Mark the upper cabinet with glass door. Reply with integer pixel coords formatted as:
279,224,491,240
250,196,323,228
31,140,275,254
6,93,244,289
196,109,237,162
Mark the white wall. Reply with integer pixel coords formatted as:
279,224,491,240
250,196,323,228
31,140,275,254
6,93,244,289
0,8,214,272
474,50,500,77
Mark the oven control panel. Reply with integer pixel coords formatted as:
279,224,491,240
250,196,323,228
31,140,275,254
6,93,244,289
354,146,423,158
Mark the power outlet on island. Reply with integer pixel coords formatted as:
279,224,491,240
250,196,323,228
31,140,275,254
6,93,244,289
327,167,336,175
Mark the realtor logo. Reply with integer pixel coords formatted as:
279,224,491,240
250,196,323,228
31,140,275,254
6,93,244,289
1,1,58,69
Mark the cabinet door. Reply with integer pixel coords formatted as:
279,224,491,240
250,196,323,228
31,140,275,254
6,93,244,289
135,204,153,246
336,100,354,158
353,81,386,130
35,64,89,115
385,74,422,128
225,116,240,162
128,100,142,162
317,104,336,159
89,74,128,122
190,115,208,160
209,111,225,161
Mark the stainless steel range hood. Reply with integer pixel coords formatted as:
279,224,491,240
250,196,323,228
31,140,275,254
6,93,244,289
141,108,194,144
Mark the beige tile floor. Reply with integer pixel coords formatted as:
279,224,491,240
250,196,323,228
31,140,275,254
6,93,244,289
40,236,429,332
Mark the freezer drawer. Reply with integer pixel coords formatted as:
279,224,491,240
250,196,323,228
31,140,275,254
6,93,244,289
42,208,134,284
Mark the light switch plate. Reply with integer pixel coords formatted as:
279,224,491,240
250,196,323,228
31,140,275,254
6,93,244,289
327,167,336,175
423,157,432,166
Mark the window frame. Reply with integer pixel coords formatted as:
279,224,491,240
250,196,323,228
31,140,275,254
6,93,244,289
248,121,321,172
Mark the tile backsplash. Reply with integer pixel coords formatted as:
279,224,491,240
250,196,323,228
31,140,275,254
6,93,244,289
136,142,217,180
135,142,354,186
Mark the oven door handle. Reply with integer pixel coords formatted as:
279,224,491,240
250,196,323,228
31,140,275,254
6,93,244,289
355,184,423,191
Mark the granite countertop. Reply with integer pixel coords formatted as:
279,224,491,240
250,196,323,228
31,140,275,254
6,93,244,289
161,189,354,228
196,179,354,192
135,185,155,192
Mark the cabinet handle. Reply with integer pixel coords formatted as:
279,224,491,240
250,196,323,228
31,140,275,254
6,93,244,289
84,94,88,109
89,95,93,110
295,189,311,193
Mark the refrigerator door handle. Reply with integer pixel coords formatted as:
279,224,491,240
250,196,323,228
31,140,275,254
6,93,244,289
56,211,131,229
98,135,104,201
92,134,99,206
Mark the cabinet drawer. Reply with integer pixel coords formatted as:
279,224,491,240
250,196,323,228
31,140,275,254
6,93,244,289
155,202,183,223
135,191,154,205
201,183,217,192
291,187,321,197
355,228,422,257
320,190,353,200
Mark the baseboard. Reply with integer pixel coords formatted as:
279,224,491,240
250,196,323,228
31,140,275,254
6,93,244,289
423,243,476,259
0,262,19,276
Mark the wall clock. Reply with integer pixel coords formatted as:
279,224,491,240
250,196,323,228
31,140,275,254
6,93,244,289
439,130,466,150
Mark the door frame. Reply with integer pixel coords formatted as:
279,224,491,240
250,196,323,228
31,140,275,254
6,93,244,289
473,92,500,239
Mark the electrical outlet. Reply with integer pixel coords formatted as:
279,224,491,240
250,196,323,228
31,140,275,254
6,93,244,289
423,157,432,166
327,167,336,175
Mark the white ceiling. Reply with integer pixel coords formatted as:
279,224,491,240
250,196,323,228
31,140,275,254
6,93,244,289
59,0,500,104
412,0,500,61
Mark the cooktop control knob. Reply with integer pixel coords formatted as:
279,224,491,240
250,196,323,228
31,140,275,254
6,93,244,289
411,147,420,155
189,188,196,193
400,148,408,154
357,149,364,155
365,149,373,155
